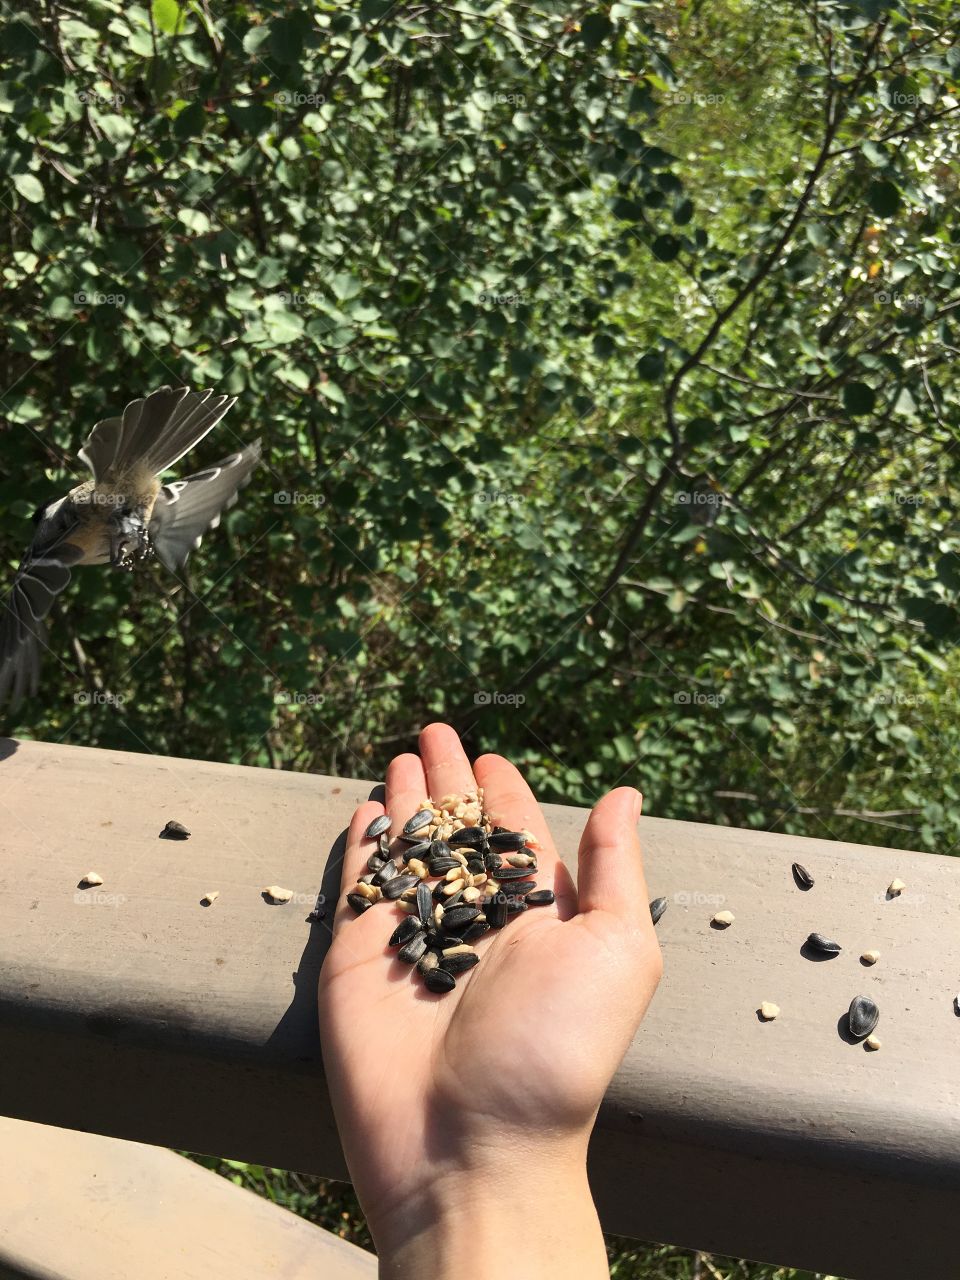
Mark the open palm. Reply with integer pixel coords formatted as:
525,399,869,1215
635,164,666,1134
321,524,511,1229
317,723,661,1229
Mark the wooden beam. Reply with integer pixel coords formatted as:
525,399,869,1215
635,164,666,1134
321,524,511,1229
0,737,957,1278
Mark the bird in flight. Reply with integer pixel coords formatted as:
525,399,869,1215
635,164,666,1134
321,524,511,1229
0,384,261,709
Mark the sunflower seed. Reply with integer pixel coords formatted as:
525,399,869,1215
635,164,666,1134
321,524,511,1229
440,950,480,974
504,897,528,913
504,879,537,895
759,1002,780,1021
485,894,508,928
806,932,841,955
402,810,433,836
78,871,103,888
428,857,459,876
462,920,491,942
160,820,191,840
887,878,906,897
712,910,735,928
526,889,555,907
364,814,392,839
403,839,433,860
649,896,668,925
466,857,486,875
373,861,400,886
864,1034,881,1051
848,995,879,1039
430,840,454,859
433,902,444,928
262,885,294,904
379,832,392,856
200,890,220,907
416,881,432,925
484,852,503,874
791,862,814,890
417,950,440,975
493,864,538,881
382,874,419,900
506,852,537,868
347,892,372,915
367,853,387,873
423,967,456,994
389,916,422,947
487,831,525,849
440,905,481,930
861,950,880,965
448,826,486,847
398,932,428,964
955,994,960,1016
358,873,377,885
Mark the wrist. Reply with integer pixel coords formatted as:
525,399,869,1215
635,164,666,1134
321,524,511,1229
367,1136,607,1280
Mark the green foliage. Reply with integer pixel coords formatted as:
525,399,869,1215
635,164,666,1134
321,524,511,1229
1,0,959,866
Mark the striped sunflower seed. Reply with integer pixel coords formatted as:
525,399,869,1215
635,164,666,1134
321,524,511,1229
372,861,400,886
379,832,392,856
440,904,481,930
487,831,525,849
403,839,433,860
417,950,440,975
346,892,372,915
448,826,486,847
649,896,668,925
398,932,428,964
504,879,536,895
491,864,536,881
525,889,555,906
367,853,387,873
402,810,433,837
416,881,432,926
382,874,419,900
439,949,480,974
484,894,508,929
848,995,879,1039
423,967,456,994
364,815,392,840
791,862,814,890
462,920,491,942
806,932,841,956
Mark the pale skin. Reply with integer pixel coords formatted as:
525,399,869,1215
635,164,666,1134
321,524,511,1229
318,722,663,1279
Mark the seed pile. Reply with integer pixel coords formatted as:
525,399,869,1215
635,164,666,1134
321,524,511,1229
346,792,554,994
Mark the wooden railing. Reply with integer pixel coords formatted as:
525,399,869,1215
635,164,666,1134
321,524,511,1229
0,736,957,1280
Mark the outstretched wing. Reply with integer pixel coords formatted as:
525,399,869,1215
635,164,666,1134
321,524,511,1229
0,558,74,709
78,386,237,482
148,440,262,573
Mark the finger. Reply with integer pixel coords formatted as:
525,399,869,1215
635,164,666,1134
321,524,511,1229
473,752,577,919
576,787,652,929
386,751,428,836
418,722,477,812
333,800,389,938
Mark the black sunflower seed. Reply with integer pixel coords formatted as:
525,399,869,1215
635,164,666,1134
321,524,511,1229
423,967,456,994
448,826,486,847
806,932,842,956
492,864,537,881
379,832,392,856
649,896,668,925
389,916,422,947
398,932,428,964
430,840,454,859
429,857,459,876
504,879,537,895
484,895,508,928
367,853,387,873
440,905,481,930
484,852,503,873
466,857,486,875
416,881,433,926
504,897,528,913
462,920,492,942
526,889,555,907
160,819,191,840
792,862,815,890
402,810,434,836
346,892,372,915
439,950,480,974
848,995,879,1039
402,839,433,860
364,815,392,839
487,830,525,849
382,874,419,900
372,861,400,886
417,950,440,975
443,889,464,909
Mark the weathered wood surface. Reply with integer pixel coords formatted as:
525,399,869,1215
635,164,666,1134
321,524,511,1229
1,736,958,1279
0,1116,375,1280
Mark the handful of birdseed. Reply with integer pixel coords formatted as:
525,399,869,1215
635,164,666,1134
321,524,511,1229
347,791,553,994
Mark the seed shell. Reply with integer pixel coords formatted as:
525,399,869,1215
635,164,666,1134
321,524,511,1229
848,995,880,1039
367,853,387,873
402,810,433,836
78,871,104,888
346,892,372,915
160,820,191,840
887,878,906,897
806,932,842,955
791,862,814,890
649,896,668,925
493,864,538,881
485,895,508,928
364,814,392,840
200,890,220,907
417,950,440,975
402,839,433,860
423,967,457,994
462,920,491,942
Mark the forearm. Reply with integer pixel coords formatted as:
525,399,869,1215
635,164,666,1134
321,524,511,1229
367,1142,608,1280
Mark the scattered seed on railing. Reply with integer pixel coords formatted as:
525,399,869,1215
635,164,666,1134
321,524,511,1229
200,891,220,907
160,819,191,840
759,1002,780,1021
887,878,906,897
649,897,668,925
712,910,735,928
864,1035,881,1051
861,950,880,965
78,871,103,888
791,862,814,890
848,995,879,1039
806,932,841,955
364,815,392,840
262,885,294,904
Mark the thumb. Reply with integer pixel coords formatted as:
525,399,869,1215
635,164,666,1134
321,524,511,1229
576,787,651,926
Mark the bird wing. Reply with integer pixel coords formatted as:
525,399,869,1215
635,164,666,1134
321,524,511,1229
148,440,262,573
0,557,75,710
78,386,237,482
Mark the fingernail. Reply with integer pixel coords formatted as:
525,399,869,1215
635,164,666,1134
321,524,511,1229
632,789,643,821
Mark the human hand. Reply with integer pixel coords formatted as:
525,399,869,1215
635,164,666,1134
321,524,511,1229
317,723,661,1277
